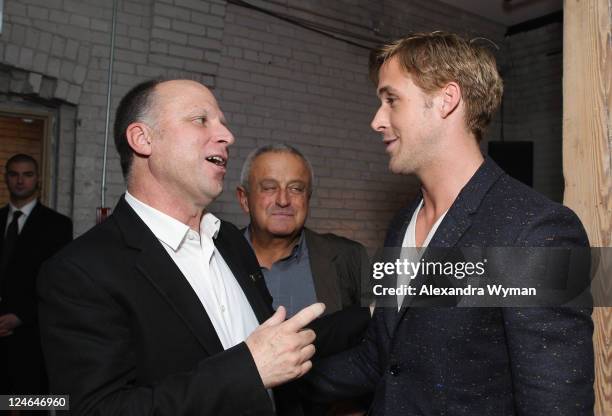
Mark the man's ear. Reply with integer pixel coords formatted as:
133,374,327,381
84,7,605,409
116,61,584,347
440,82,461,119
125,122,153,156
236,186,250,214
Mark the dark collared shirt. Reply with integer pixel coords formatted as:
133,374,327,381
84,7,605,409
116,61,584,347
244,228,317,318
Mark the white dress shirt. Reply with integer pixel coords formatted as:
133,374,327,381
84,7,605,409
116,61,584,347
125,191,260,350
5,199,37,236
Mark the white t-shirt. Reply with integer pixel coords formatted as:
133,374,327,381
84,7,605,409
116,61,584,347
397,199,448,309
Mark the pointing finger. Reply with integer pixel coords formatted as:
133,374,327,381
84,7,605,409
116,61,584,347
283,302,325,332
260,306,287,328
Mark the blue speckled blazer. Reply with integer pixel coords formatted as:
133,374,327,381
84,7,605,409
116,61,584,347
312,157,594,416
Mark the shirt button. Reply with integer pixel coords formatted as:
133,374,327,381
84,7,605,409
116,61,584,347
389,363,400,376
188,234,195,240
221,305,226,313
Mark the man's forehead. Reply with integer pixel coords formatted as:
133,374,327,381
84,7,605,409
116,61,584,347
376,57,407,95
255,152,307,167
7,161,37,172
377,85,401,97
157,79,209,92
154,80,217,107
252,152,310,178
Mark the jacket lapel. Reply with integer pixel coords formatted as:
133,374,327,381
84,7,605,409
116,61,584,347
18,201,44,243
426,157,505,249
4,202,44,257
214,223,273,324
304,229,342,314
395,158,505,324
113,197,224,355
382,198,423,335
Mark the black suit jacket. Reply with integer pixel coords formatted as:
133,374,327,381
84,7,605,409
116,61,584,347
305,228,370,314
0,202,72,393
304,229,371,356
301,229,373,414
38,197,292,416
310,158,594,415
0,202,72,323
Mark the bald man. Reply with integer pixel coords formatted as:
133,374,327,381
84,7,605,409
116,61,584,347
38,79,324,416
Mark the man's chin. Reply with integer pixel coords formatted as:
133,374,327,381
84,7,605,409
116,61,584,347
388,161,404,174
10,191,37,201
267,227,299,238
389,159,415,175
202,184,223,204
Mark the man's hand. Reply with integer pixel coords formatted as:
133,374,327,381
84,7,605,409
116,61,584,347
0,313,22,337
246,303,325,388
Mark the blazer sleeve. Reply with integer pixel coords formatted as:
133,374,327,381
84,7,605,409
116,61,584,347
309,305,371,358
302,307,383,402
310,238,372,358
503,206,594,414
37,256,273,416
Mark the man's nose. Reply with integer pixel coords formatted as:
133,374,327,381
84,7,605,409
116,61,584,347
370,106,388,132
275,188,290,207
214,122,235,146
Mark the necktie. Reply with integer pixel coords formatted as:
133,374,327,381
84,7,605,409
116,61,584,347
0,210,23,273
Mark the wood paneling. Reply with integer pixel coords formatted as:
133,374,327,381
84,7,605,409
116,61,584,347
563,0,612,413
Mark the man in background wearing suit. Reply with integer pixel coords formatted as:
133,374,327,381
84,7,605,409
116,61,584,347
0,153,72,397
309,31,594,415
237,144,370,324
237,144,371,415
38,79,325,415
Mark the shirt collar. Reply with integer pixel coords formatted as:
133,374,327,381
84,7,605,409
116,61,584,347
288,231,306,261
124,191,221,251
201,211,221,240
8,198,37,219
244,226,306,262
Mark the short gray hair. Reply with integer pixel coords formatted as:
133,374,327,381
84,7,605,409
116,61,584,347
239,144,315,197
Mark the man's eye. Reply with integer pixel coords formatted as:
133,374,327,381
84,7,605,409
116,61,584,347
385,97,396,105
262,186,278,192
289,186,305,194
194,117,207,125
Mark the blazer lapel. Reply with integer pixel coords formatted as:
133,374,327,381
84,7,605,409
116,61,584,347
304,229,342,314
18,201,44,244
381,198,422,335
5,202,44,258
395,158,505,323
214,223,272,324
426,157,505,249
113,197,224,356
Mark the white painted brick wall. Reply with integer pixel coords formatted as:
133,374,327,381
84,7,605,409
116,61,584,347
0,0,542,252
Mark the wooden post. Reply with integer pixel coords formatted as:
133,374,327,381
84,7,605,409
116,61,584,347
563,0,612,414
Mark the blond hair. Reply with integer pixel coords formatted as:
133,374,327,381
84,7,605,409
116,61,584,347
369,31,503,141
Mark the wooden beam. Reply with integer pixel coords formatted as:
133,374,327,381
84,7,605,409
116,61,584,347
563,0,612,414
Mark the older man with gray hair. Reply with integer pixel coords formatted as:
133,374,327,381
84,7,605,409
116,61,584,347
237,143,371,415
